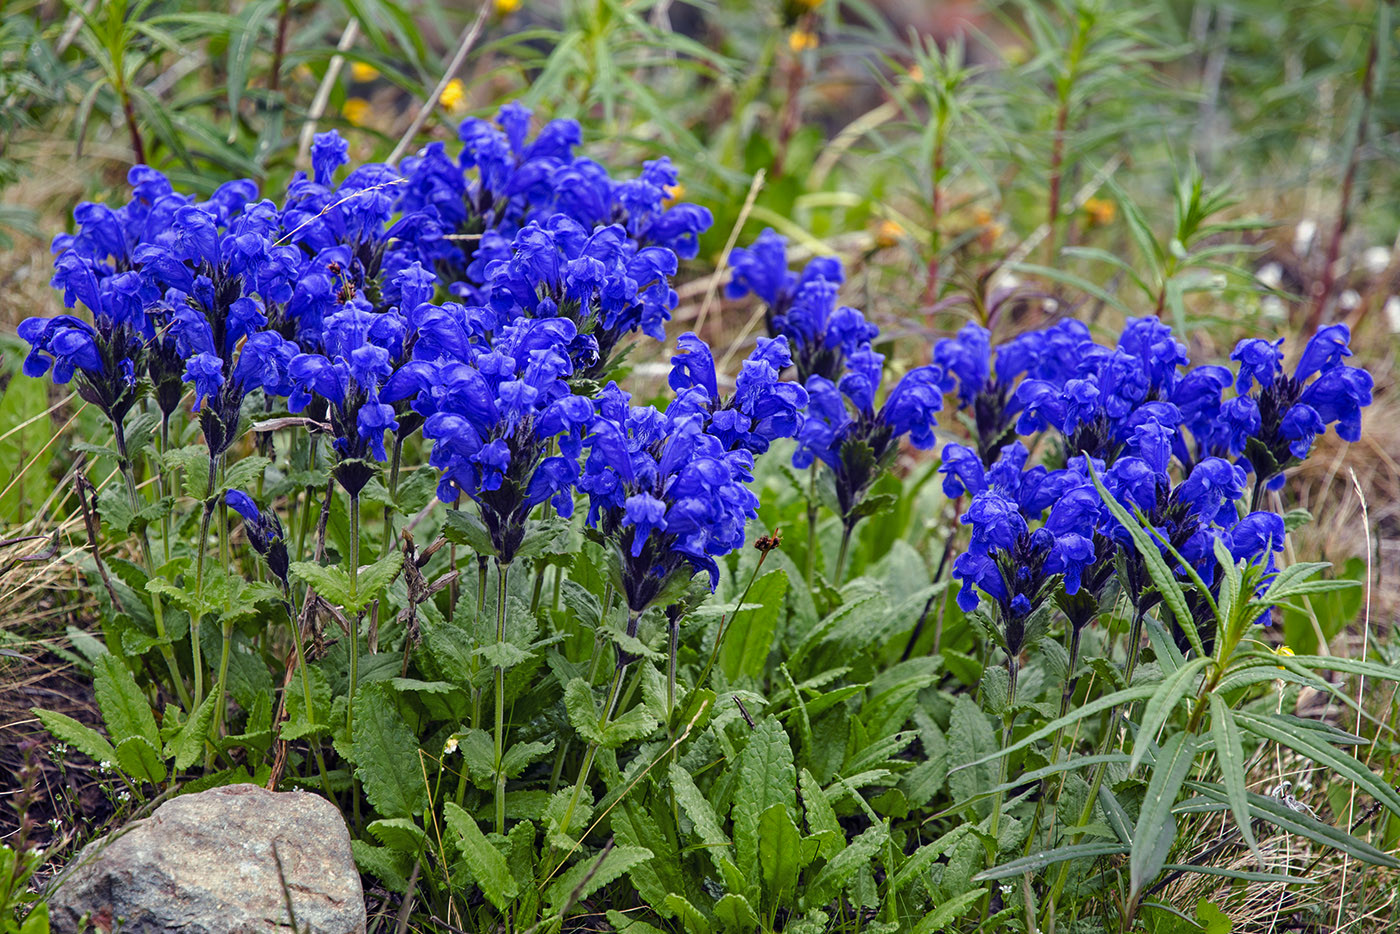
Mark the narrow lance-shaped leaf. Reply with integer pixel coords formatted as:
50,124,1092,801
1209,694,1263,869
1130,656,1211,772
1130,731,1198,901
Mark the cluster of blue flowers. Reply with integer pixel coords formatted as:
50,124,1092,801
21,105,810,601
727,229,945,526
21,108,1377,660
934,317,1373,651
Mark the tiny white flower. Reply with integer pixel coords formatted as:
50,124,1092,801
1261,295,1287,320
1256,262,1283,289
1363,245,1392,276
1339,289,1361,311
443,736,460,756
1294,219,1318,256
1384,295,1400,333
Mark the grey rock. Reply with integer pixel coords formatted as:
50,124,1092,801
48,784,365,934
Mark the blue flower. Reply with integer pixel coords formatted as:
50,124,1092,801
1230,338,1284,393
932,323,991,405
227,489,289,581
1226,511,1286,578
580,392,763,611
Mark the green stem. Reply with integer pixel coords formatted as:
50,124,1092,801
1030,621,1087,857
548,582,612,795
286,586,332,799
805,465,818,590
113,422,190,710
987,654,1019,865
190,455,220,711
493,560,510,833
347,491,361,742
835,520,854,585
469,555,487,730
559,653,629,843
696,552,770,692
1045,606,1146,913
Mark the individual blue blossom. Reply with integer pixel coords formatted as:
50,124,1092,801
226,489,289,582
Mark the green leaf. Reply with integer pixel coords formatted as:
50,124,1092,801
351,840,411,893
758,802,805,901
1130,656,1211,771
443,509,496,556
474,641,533,669
31,708,116,765
798,767,844,859
94,654,159,748
289,561,353,608
719,569,788,681
732,716,797,888
951,683,1157,774
803,823,887,909
1234,710,1400,818
515,515,573,560
910,887,986,932
168,687,220,771
221,455,271,495
974,842,1129,881
1210,695,1263,869
442,801,518,911
350,683,426,818
546,845,653,916
501,740,554,779
600,704,658,749
714,892,760,931
1130,732,1198,900
946,695,997,814
563,678,605,745
1187,781,1400,868
661,894,712,934
367,817,427,855
351,550,404,614
669,762,733,875
114,734,166,784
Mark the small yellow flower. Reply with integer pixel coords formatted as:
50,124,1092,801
973,208,1004,250
792,0,824,9
907,64,924,83
350,61,379,83
788,29,819,52
440,78,467,114
343,97,372,127
875,219,904,248
1083,196,1116,227
663,183,685,208
1003,44,1029,66
292,64,314,83
494,0,521,13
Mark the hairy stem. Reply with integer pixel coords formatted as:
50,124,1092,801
493,560,510,833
